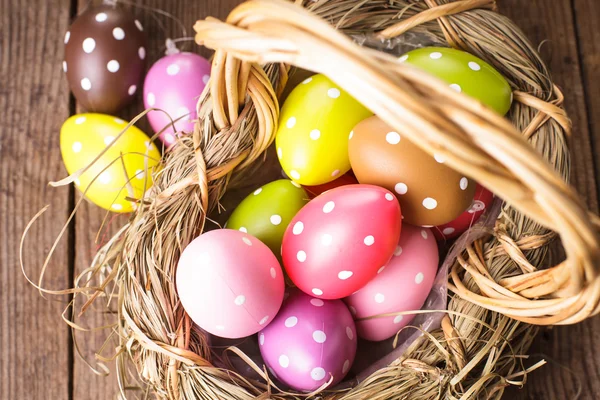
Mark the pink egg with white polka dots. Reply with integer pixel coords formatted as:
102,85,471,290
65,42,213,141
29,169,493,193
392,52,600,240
432,184,494,241
143,51,210,145
259,288,357,391
344,224,439,341
282,185,402,299
176,229,284,339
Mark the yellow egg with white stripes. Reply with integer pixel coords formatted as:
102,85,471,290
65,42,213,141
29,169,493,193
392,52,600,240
60,113,161,212
276,74,372,186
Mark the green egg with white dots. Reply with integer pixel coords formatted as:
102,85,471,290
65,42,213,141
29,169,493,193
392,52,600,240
227,179,309,254
276,74,373,186
401,47,512,115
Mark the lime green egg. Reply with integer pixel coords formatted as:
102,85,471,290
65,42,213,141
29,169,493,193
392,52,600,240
401,47,513,115
276,74,372,186
226,179,309,254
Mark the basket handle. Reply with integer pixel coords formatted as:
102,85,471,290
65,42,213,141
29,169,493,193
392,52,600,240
193,0,600,324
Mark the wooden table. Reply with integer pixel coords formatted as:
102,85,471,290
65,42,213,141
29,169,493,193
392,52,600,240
1,0,598,399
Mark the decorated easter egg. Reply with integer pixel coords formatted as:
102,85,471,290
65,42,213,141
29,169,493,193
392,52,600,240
226,180,309,255
276,74,372,186
303,172,358,199
433,184,494,240
143,51,211,145
259,289,357,391
64,4,146,113
349,116,475,226
401,47,512,115
344,225,439,341
282,185,401,299
176,229,285,339
60,113,160,212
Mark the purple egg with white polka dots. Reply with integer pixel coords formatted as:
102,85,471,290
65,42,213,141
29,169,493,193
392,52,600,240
259,288,357,392
143,52,211,145
64,4,146,113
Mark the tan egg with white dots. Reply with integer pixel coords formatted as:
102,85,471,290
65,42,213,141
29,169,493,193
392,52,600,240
348,116,475,226
63,4,146,113
60,113,161,212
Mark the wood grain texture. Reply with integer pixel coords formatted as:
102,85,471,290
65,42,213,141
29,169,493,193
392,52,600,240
71,1,239,399
499,0,600,399
0,1,73,399
4,0,599,399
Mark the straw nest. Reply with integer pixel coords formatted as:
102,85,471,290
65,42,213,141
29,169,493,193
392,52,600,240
42,0,600,399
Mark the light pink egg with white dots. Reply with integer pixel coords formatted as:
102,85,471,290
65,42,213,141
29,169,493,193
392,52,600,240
143,51,210,146
282,184,402,299
344,224,439,341
176,229,284,339
259,288,357,391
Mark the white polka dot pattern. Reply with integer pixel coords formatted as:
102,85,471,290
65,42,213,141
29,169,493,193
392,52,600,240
311,367,326,381
422,197,438,210
385,131,401,144
327,88,341,98
167,64,180,76
312,330,326,343
443,227,455,235
82,38,95,53
80,78,91,91
346,326,354,340
234,295,246,306
112,27,125,40
468,61,481,71
297,251,306,262
415,272,424,284
107,60,120,73
292,221,304,235
338,271,353,280
310,298,324,307
450,83,462,92
279,354,289,368
323,201,335,213
395,183,408,195
285,316,298,328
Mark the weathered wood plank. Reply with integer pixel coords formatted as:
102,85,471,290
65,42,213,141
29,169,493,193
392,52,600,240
0,1,73,399
574,0,600,206
498,0,600,399
71,1,239,398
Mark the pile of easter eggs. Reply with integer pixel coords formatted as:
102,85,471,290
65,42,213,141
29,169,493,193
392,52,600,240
59,4,211,212
176,47,508,391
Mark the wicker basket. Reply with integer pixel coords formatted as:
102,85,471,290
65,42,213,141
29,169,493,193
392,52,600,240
73,0,600,398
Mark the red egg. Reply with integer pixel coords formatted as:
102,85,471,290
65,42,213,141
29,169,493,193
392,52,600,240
282,185,402,299
432,184,494,241
303,172,358,199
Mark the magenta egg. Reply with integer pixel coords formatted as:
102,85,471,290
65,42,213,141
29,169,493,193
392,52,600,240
176,229,285,339
143,51,210,145
281,184,402,299
433,184,494,240
259,289,357,391
344,224,439,341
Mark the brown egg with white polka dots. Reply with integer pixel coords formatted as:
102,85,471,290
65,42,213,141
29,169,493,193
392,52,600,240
63,4,146,113
348,116,475,226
